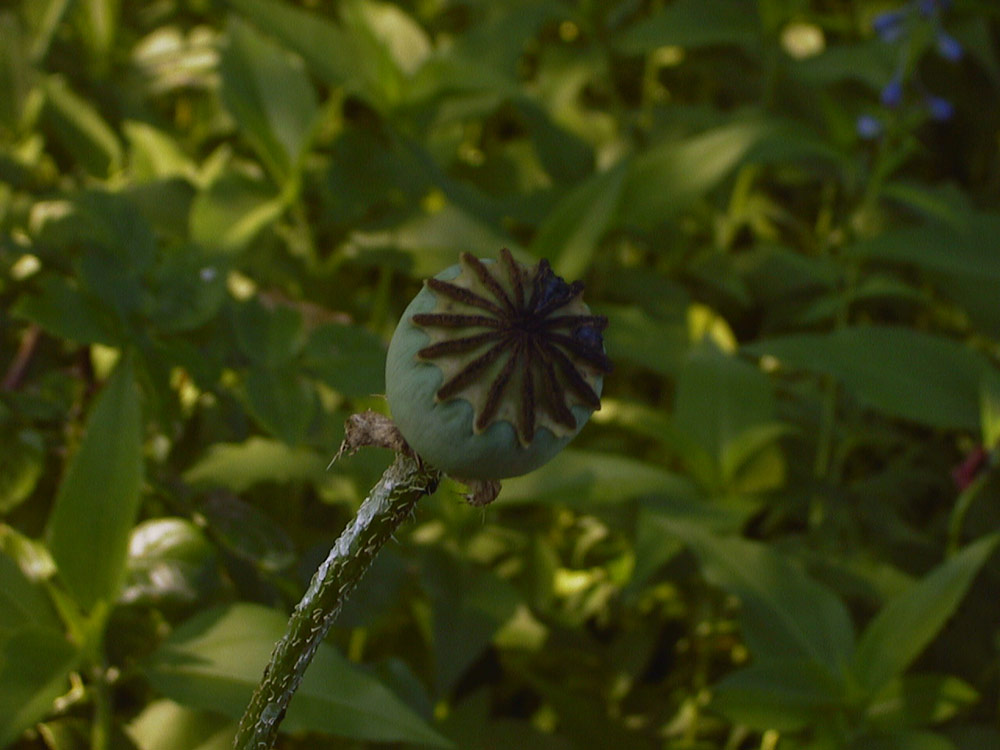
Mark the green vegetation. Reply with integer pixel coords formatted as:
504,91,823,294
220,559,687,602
1,0,999,749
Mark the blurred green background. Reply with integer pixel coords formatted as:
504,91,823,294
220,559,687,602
1,0,1000,748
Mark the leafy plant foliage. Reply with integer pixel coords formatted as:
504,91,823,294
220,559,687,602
1,0,998,748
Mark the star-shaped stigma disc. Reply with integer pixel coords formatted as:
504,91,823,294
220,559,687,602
411,249,612,446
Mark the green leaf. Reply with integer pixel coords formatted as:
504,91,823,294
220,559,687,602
614,0,760,54
219,17,319,180
189,169,286,254
0,428,44,514
533,161,627,280
41,75,122,177
744,327,990,431
144,603,451,747
0,626,80,747
421,551,521,693
596,304,688,376
845,215,1000,280
233,300,305,368
243,368,315,445
867,674,980,730
183,437,327,493
127,700,235,750
981,369,1000,449
501,449,698,507
224,0,364,91
301,323,386,397
195,495,294,572
0,551,60,633
673,344,776,485
712,660,845,732
852,535,999,696
665,522,855,674
619,120,774,229
47,356,144,611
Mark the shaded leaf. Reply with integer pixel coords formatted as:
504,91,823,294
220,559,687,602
712,660,845,732
144,604,451,747
852,535,999,695
183,437,327,493
665,522,855,673
0,626,80,748
219,17,319,179
745,327,990,431
47,356,144,611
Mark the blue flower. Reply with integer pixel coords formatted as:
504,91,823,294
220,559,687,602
872,10,905,42
856,114,883,139
881,76,904,108
926,96,954,121
936,32,962,61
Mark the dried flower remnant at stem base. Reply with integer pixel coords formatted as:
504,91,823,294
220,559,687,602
385,249,611,482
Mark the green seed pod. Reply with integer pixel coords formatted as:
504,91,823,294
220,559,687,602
385,249,611,480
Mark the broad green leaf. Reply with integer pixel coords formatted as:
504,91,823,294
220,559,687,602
845,216,1000,280
33,190,157,271
533,160,627,280
189,169,286,254
619,121,773,229
744,327,990,431
665,522,855,673
195,494,294,572
243,367,315,445
501,449,698,507
0,626,80,747
790,40,896,88
301,323,386,397
146,246,227,334
127,700,235,750
41,75,122,177
144,603,451,747
596,304,688,376
0,551,59,633
867,674,979,730
673,344,776,486
183,437,327,493
224,0,364,91
852,535,999,696
233,299,305,368
614,0,760,54
124,121,197,182
712,660,845,732
47,356,144,611
421,550,521,693
219,17,319,180
0,428,44,514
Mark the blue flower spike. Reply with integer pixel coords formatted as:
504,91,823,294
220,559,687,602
857,114,884,140
881,76,904,108
926,96,955,121
936,32,963,61
872,10,906,42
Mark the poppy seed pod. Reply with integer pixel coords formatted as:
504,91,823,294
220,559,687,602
385,249,611,480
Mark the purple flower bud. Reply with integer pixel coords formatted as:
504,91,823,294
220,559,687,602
918,0,938,17
881,76,904,108
872,10,905,42
856,114,883,139
926,96,954,121
937,32,962,61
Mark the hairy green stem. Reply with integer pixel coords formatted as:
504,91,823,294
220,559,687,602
233,453,441,750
